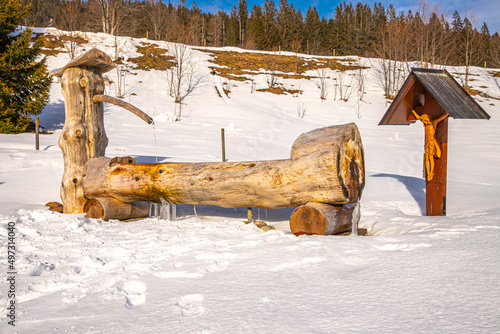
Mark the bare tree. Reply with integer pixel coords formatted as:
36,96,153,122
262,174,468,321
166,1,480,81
55,0,87,32
489,34,500,68
412,1,455,67
356,62,367,101
462,14,481,89
96,0,126,35
265,55,278,89
142,0,169,40
167,43,194,104
317,68,328,100
54,0,87,60
114,65,128,98
297,102,307,118
336,71,356,102
63,31,80,60
372,14,411,99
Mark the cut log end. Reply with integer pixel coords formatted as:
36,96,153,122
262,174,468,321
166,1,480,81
84,199,105,219
289,205,328,235
290,202,360,236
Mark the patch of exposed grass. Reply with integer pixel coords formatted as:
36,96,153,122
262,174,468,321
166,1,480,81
465,86,500,100
59,34,88,45
256,86,302,95
209,67,249,81
205,50,365,81
129,42,175,71
492,71,500,78
39,33,89,56
465,86,481,95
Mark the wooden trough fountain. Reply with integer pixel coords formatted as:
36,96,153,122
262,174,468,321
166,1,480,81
51,48,366,236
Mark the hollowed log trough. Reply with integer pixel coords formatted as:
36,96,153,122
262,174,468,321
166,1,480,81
83,123,365,235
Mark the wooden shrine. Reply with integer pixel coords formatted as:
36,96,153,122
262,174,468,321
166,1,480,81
379,68,490,216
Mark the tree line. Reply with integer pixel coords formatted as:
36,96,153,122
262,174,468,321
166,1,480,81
22,0,500,68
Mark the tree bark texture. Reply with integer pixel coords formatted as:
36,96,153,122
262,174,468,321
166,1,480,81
83,123,365,212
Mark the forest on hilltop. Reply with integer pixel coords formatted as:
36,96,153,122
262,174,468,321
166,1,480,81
20,0,500,69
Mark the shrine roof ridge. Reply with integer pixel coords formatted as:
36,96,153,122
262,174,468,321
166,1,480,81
379,68,491,125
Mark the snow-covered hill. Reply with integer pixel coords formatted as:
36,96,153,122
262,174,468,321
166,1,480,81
1,28,499,333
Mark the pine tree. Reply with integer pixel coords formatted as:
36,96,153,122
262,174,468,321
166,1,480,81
304,6,320,54
238,0,248,47
263,0,279,48
248,5,267,50
0,0,51,133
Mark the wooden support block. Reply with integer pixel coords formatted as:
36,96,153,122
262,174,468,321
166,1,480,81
84,197,150,221
45,201,63,213
289,202,360,236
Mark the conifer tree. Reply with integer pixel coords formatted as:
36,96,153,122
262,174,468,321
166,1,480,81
248,5,267,50
0,0,51,133
238,0,248,47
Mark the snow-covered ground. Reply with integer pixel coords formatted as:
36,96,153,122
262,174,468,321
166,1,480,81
1,28,499,333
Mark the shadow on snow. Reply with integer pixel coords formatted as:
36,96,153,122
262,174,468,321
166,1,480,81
371,173,426,215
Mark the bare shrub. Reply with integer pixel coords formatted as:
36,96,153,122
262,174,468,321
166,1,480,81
166,43,196,103
317,68,328,100
336,71,356,102
114,64,128,98
297,102,307,118
265,56,278,89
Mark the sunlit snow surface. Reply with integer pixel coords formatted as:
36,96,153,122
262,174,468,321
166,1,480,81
0,28,499,333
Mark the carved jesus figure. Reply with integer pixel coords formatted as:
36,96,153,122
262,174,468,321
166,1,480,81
411,109,449,181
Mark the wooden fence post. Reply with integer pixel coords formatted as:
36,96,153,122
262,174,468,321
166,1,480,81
221,128,226,162
35,117,40,150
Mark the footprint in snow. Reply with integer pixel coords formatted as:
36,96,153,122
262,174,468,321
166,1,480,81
123,280,147,308
195,253,237,273
374,243,431,251
175,294,205,317
270,257,326,272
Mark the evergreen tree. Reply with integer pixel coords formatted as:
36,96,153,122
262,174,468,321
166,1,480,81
304,6,320,54
227,5,239,46
479,22,490,67
238,0,248,47
277,0,293,49
263,0,279,48
0,0,51,133
248,5,267,49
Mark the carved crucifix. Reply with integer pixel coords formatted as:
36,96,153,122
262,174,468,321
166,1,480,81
410,109,449,181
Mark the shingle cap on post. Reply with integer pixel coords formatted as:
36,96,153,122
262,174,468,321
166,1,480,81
51,48,116,77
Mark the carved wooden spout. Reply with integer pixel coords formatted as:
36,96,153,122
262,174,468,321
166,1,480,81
93,94,154,125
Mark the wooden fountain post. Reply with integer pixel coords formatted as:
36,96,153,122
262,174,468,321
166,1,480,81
51,48,153,214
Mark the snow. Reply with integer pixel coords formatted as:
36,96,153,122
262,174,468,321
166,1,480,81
1,28,500,333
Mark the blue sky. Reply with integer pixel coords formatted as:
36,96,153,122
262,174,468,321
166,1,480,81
190,0,499,33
